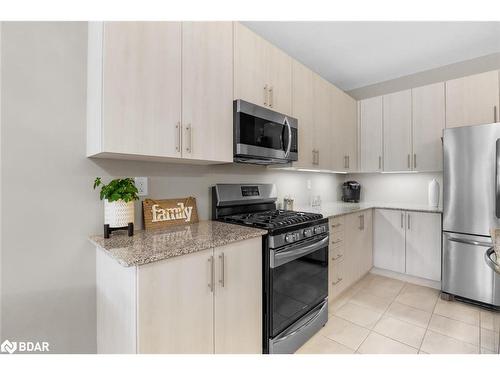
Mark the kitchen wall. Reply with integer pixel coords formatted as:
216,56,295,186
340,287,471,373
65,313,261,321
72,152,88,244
0,22,343,353
348,172,443,206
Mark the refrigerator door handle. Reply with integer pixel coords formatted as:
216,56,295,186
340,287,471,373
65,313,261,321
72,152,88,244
497,139,500,218
447,236,492,248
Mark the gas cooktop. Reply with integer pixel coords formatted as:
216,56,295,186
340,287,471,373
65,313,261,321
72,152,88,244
221,209,323,229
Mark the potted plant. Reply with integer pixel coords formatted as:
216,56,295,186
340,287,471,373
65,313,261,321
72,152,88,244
93,177,139,237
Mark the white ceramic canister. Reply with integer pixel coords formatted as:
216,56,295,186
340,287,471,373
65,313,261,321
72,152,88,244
428,178,440,207
104,199,135,228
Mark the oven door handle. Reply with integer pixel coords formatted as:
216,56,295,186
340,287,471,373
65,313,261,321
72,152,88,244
284,116,292,158
273,299,328,345
271,235,329,268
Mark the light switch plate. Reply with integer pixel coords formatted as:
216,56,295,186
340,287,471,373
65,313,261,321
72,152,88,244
134,177,148,196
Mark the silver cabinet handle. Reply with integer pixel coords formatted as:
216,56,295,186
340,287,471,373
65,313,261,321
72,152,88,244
331,223,342,228
332,254,343,260
401,212,404,229
263,84,268,106
185,124,192,153
347,155,350,169
494,105,497,123
358,214,364,230
269,86,274,108
208,256,214,292
175,122,181,153
218,253,225,287
331,239,342,244
407,154,410,169
407,213,411,230
378,156,382,170
316,150,320,165
332,277,343,285
413,154,417,169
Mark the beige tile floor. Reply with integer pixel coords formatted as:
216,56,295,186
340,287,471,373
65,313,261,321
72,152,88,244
296,273,500,354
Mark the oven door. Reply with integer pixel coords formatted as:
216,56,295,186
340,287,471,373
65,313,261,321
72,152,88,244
269,234,329,339
234,100,298,164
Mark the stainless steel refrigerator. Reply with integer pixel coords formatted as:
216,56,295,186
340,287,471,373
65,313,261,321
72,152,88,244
442,122,500,307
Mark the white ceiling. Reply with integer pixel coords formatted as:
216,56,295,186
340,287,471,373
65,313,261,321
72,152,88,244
243,22,500,91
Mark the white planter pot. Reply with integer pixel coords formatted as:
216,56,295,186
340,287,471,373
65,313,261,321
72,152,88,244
104,199,134,228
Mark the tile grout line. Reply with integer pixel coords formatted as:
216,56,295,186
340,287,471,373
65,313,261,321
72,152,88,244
355,280,409,353
418,290,441,352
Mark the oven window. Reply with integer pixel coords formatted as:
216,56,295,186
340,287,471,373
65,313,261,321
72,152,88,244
238,113,297,153
271,246,328,337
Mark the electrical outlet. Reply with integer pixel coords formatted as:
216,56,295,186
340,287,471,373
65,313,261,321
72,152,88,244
134,177,148,196
307,179,312,190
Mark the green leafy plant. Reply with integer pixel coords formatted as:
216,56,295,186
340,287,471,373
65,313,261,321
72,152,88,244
93,177,139,203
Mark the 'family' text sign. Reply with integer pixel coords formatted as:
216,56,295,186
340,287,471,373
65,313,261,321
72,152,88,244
142,197,199,230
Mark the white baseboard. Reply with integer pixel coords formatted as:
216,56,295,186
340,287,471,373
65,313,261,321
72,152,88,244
370,267,441,290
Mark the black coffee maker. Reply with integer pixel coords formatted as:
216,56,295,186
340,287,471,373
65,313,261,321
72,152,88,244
341,181,361,203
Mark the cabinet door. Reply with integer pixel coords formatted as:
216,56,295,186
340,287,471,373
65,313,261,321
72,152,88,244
332,88,358,172
312,74,332,170
445,70,500,128
214,238,262,354
405,212,442,281
359,96,383,172
292,61,315,168
137,249,214,354
267,43,292,115
383,90,412,171
102,22,182,157
373,209,406,273
412,82,445,172
233,22,268,107
182,22,233,163
359,209,374,276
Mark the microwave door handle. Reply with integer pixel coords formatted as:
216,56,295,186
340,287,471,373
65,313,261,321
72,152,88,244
284,117,292,158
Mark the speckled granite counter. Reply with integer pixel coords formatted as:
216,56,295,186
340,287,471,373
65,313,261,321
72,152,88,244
89,221,266,267
296,202,442,218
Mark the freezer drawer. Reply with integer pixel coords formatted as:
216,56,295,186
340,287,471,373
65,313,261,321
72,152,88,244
442,232,495,305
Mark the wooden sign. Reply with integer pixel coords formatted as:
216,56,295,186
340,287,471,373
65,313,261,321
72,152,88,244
142,197,199,230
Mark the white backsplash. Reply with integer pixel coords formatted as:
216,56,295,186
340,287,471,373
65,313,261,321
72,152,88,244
347,172,443,205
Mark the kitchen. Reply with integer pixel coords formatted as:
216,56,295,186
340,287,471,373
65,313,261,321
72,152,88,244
1,12,500,368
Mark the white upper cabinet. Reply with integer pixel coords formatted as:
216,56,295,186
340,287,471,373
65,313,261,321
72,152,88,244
312,74,332,170
292,61,315,168
332,87,358,172
412,82,445,172
181,22,233,163
359,96,383,172
89,22,182,159
383,90,412,172
234,22,292,115
87,21,233,164
445,70,500,128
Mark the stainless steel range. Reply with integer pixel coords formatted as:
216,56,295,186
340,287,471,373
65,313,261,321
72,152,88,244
212,183,329,354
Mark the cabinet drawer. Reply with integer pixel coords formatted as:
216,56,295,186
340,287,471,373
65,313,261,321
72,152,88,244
331,258,345,288
330,231,344,247
330,216,344,233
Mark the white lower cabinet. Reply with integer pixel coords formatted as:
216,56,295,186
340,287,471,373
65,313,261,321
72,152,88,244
96,237,262,354
405,211,442,281
373,209,406,273
374,209,441,281
329,210,373,300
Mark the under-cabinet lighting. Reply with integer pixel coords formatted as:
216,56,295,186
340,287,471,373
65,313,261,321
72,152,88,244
380,171,419,174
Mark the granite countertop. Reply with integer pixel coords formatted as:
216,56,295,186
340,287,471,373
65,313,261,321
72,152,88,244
89,221,267,267
296,201,443,218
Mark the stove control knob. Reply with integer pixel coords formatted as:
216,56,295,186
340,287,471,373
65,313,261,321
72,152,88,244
314,226,324,235
303,228,313,237
285,234,294,243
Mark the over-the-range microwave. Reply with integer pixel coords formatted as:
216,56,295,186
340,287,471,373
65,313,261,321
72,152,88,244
233,99,298,165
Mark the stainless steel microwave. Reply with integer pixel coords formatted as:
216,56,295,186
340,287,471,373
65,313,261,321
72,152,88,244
233,100,298,165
